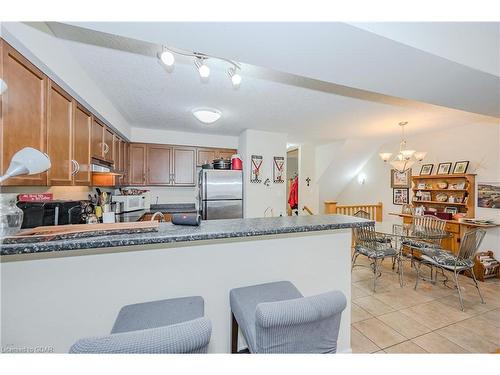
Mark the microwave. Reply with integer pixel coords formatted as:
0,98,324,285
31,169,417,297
112,195,147,213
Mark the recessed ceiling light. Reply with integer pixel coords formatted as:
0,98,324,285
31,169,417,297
192,109,221,124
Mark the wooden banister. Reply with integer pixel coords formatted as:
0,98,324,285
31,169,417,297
324,201,383,222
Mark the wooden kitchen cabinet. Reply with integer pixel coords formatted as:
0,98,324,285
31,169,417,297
73,104,92,185
91,118,105,160
173,147,196,186
47,81,74,185
122,142,130,185
129,143,147,185
196,147,237,166
147,144,172,185
1,40,48,186
103,127,114,163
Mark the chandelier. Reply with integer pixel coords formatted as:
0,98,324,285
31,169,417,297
379,122,427,172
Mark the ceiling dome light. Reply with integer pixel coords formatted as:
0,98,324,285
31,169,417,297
160,49,175,67
194,58,210,79
192,109,221,124
228,68,242,88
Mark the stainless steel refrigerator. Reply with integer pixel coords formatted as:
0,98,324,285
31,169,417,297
199,170,243,220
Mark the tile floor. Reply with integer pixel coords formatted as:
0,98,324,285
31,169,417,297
350,255,500,353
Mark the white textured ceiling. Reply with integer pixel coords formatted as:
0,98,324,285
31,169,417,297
349,22,500,77
48,23,498,144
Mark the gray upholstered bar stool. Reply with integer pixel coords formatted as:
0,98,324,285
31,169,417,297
70,296,211,353
229,281,347,354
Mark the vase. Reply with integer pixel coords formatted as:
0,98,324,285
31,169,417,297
0,193,23,237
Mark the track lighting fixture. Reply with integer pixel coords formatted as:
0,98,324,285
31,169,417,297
157,45,241,87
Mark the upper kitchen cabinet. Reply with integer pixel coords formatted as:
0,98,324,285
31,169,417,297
129,143,147,186
173,147,196,186
91,118,105,160
196,147,237,166
146,144,172,185
1,40,48,186
103,127,114,164
73,104,92,185
46,81,74,185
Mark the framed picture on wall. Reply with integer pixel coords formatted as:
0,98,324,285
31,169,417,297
419,164,434,176
393,188,409,205
391,169,411,188
437,162,452,175
453,161,469,174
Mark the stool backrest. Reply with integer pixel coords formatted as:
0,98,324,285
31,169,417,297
255,290,347,353
458,228,486,261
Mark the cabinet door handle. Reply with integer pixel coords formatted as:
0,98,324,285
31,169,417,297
103,143,109,154
71,160,78,176
75,160,81,175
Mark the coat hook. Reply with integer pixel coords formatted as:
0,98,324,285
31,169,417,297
305,177,311,187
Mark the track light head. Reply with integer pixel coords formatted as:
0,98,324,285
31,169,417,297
160,49,175,67
194,58,210,79
228,68,242,88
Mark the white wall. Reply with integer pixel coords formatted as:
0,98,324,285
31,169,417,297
128,127,239,205
335,122,500,258
130,127,239,149
1,22,132,138
298,143,320,215
239,130,287,218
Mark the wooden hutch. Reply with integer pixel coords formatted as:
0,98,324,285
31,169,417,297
394,174,497,254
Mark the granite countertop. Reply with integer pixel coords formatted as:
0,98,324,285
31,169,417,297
0,215,373,256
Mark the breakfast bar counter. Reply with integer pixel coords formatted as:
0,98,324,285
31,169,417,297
1,215,371,353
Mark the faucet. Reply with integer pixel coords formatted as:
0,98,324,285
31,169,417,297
150,212,165,222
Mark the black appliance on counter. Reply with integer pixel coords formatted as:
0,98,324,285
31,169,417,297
17,200,84,229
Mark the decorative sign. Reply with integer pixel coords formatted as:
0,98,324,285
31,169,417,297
273,156,285,183
478,183,500,209
17,193,53,202
250,155,263,183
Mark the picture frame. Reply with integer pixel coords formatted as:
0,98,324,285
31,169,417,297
444,207,458,214
437,162,452,175
393,188,409,205
272,156,285,183
453,161,469,174
391,169,412,188
419,164,434,176
420,191,431,201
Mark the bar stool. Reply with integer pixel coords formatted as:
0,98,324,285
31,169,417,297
229,281,347,353
69,296,211,353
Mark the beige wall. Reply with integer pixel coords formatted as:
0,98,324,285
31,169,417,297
335,122,500,257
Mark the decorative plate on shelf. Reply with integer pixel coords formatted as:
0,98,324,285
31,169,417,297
436,193,449,202
436,182,448,189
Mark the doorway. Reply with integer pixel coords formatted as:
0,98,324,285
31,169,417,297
286,149,299,216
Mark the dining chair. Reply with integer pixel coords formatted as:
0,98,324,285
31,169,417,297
352,225,398,291
403,214,447,250
414,228,486,311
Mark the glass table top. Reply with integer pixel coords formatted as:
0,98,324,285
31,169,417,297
374,222,451,240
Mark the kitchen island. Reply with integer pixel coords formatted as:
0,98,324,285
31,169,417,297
1,215,371,353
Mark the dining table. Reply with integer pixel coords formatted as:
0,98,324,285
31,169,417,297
373,222,452,286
